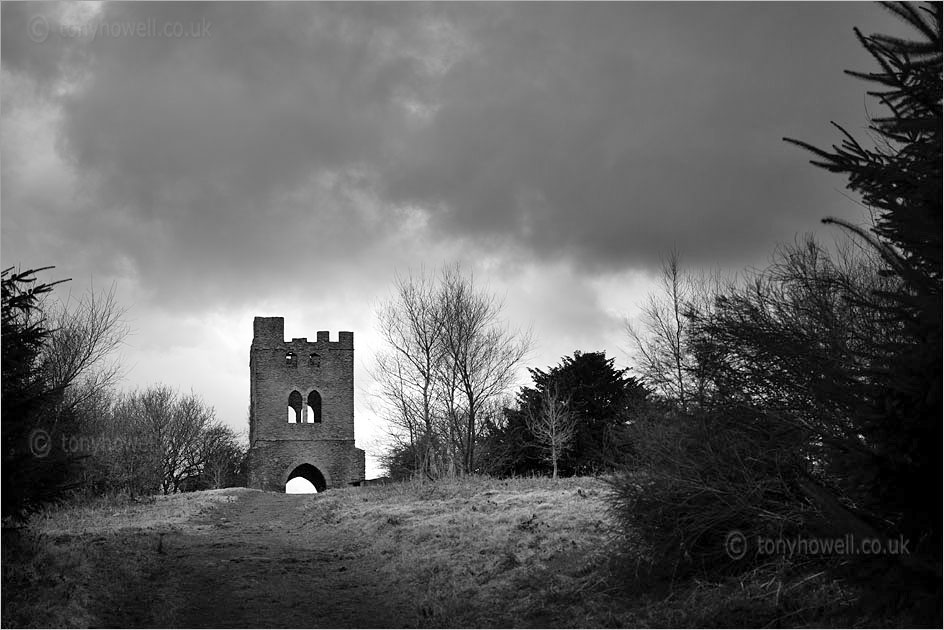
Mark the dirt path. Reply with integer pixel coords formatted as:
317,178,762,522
96,490,413,628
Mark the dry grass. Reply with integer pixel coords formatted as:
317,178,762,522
301,475,627,627
28,488,251,536
3,477,888,628
3,489,250,628
1,529,97,628
620,562,863,628
311,475,901,628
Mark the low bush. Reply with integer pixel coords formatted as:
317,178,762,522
607,410,813,579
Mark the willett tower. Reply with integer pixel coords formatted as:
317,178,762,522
248,317,365,491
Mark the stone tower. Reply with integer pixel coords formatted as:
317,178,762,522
248,317,365,491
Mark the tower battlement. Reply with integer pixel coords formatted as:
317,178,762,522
252,317,353,349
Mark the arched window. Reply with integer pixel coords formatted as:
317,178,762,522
309,353,321,367
306,390,322,423
285,351,298,368
287,390,302,423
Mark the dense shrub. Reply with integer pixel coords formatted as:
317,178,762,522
608,409,812,579
485,351,648,478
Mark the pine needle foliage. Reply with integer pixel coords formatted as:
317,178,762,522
785,1,942,563
1,267,74,518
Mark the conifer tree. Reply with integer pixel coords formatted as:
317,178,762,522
1,267,71,517
785,1,941,560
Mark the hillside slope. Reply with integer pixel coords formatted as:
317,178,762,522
4,477,627,628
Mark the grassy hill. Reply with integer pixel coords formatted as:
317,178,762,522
4,477,626,627
3,476,869,628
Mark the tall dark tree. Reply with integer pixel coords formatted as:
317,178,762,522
785,2,942,561
488,351,648,476
1,267,71,518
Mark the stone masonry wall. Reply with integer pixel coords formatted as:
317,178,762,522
249,317,366,491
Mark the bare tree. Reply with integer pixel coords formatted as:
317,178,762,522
437,265,532,474
99,391,163,496
373,268,445,479
626,250,689,410
114,386,217,494
201,424,245,489
170,392,218,492
40,282,129,418
373,264,531,478
526,386,576,479
626,250,722,412
373,352,420,466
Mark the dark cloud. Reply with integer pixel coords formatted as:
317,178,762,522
382,3,899,269
2,1,906,308
1,2,913,472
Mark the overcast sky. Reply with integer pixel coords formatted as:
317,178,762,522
1,2,904,476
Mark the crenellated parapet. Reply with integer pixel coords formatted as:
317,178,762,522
252,317,353,350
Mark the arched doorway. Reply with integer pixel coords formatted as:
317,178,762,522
285,463,327,493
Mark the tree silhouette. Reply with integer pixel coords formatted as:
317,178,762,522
490,351,647,476
2,267,70,517
785,0,941,571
